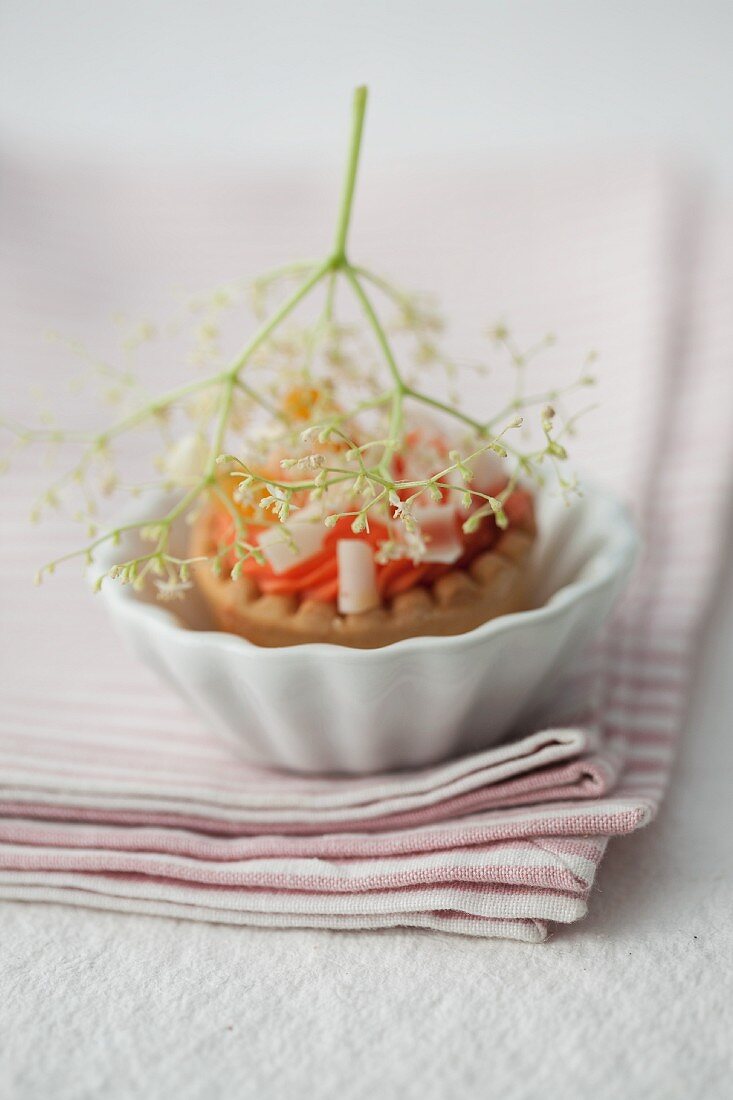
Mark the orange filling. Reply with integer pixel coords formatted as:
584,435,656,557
211,390,533,603
209,482,533,603
281,385,322,422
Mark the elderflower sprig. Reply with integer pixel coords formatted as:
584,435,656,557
2,86,597,593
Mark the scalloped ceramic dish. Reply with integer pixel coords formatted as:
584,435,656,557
95,483,637,774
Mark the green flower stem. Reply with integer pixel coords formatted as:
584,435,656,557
340,266,408,475
308,392,393,432
0,418,94,444
155,482,205,529
556,402,599,440
206,376,237,477
253,259,319,286
233,465,356,495
37,520,160,577
332,86,368,263
344,268,403,389
380,390,404,473
323,272,338,323
403,385,485,435
212,481,247,544
484,378,588,432
241,434,505,502
41,479,207,579
195,257,334,489
101,373,228,443
9,373,225,451
233,378,286,421
122,481,207,583
349,266,408,306
225,259,331,380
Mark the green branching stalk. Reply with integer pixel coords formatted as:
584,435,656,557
226,260,330,379
331,85,368,264
344,269,403,389
2,85,596,594
402,385,485,436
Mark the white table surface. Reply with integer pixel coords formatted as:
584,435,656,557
2,543,731,1100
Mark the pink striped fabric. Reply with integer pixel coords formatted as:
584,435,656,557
0,153,730,940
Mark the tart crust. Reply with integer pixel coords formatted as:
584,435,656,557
191,503,536,649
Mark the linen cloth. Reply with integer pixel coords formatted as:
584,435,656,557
0,153,730,940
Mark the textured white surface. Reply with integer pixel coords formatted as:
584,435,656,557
1,554,731,1100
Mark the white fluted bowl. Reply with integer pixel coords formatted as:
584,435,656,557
95,483,637,774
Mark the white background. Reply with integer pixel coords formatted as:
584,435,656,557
1,0,733,179
1,4,732,1098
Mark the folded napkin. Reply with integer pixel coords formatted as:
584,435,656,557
1,154,730,940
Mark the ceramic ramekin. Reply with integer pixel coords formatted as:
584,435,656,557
94,483,637,774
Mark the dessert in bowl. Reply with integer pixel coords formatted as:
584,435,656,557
96,479,636,773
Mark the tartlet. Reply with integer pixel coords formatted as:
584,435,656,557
191,491,536,649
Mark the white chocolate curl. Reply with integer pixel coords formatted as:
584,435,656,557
258,521,326,575
337,540,380,615
413,503,463,563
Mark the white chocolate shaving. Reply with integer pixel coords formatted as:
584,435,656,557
337,540,380,614
258,521,326,575
413,503,463,563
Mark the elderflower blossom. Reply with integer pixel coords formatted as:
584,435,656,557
154,576,194,601
280,453,327,471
